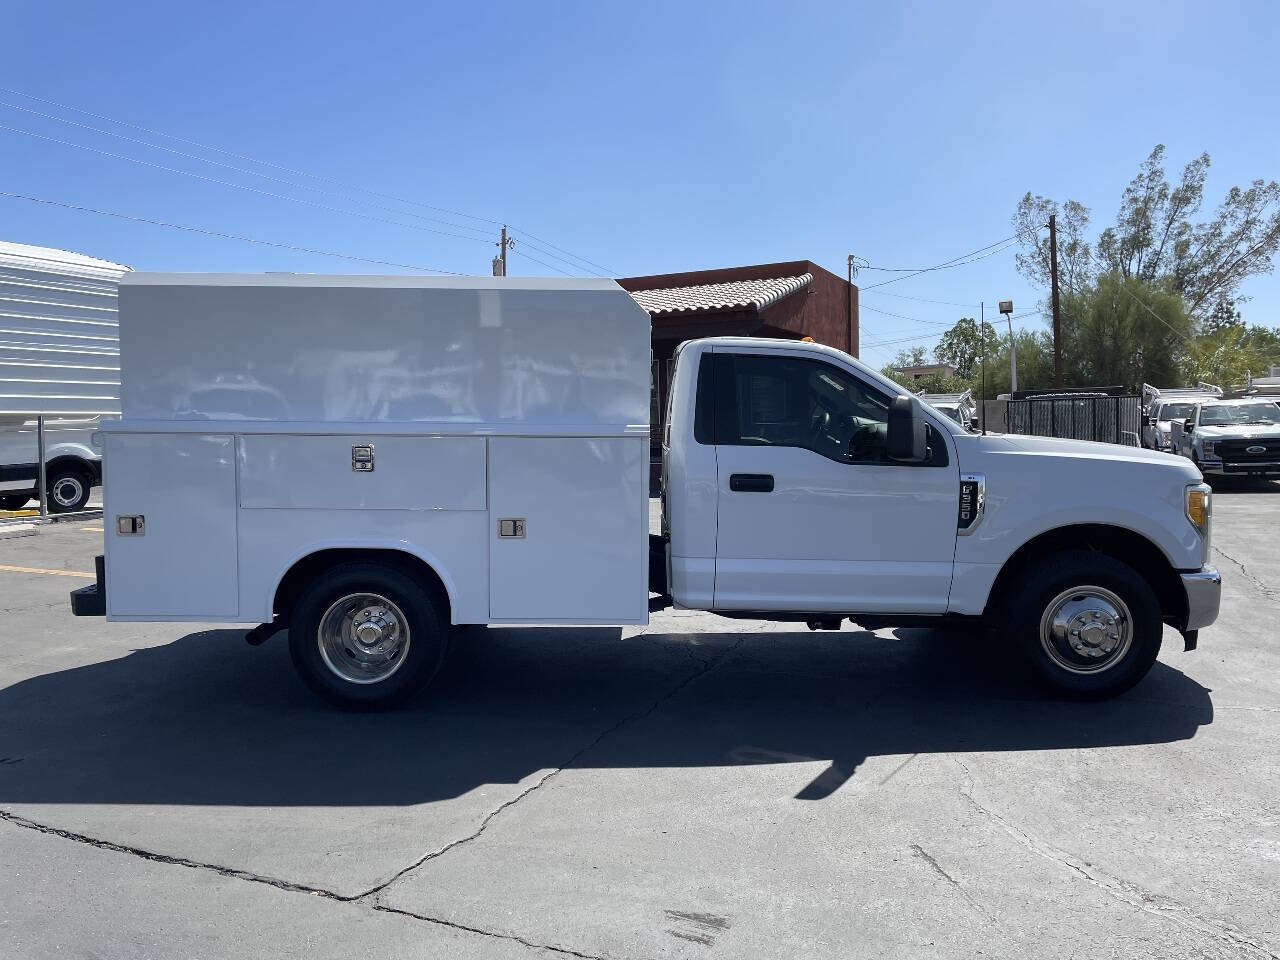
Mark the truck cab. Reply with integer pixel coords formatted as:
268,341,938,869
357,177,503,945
662,338,1220,699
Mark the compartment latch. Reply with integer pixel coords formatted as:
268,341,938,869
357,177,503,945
351,444,375,472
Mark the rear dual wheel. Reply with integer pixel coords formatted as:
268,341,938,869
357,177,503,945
288,562,450,709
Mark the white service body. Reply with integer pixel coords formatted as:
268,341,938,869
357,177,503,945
101,274,651,625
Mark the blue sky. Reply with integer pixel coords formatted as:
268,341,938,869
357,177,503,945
4,0,1278,367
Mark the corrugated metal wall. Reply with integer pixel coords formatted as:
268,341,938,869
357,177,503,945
0,241,130,416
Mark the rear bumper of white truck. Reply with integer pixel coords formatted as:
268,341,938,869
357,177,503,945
69,554,105,617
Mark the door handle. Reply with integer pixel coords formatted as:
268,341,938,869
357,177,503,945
729,473,774,492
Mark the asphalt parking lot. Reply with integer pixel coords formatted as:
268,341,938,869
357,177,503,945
1,487,1278,959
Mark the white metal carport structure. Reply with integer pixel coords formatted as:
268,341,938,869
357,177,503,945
0,240,130,518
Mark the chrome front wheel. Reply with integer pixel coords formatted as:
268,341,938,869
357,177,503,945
317,592,412,685
1038,585,1133,675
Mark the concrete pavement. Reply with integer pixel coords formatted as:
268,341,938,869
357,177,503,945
0,488,1277,959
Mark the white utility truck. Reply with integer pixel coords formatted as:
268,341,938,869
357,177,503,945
70,274,1221,706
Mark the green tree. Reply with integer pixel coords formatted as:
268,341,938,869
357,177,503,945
1014,146,1280,324
933,317,984,379
1181,324,1266,389
1058,273,1191,389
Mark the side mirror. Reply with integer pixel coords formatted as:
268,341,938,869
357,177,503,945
1183,417,1194,434
887,395,928,462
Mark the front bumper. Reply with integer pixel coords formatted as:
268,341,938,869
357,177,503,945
1199,459,1280,477
1181,565,1221,631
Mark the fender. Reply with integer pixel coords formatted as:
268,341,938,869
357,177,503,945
264,537,462,623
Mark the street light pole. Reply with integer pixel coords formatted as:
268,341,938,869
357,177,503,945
979,302,986,435
999,299,1016,394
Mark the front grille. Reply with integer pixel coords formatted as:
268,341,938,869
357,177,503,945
1218,438,1280,462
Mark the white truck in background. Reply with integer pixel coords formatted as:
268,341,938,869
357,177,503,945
71,274,1221,707
1141,382,1223,451
0,416,100,511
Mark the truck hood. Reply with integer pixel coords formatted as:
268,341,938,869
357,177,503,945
994,433,1200,478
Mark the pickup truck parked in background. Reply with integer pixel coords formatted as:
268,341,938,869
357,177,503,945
1140,383,1222,450
0,416,101,512
918,389,977,431
1171,398,1280,478
70,275,1222,708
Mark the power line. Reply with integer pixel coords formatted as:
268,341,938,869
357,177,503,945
0,123,495,246
0,85,615,276
510,246,573,276
506,226,617,277
861,331,946,349
859,237,1019,290
860,304,955,326
861,289,983,308
860,309,1039,351
855,236,1014,272
0,98,495,239
0,191,464,275
0,86,500,226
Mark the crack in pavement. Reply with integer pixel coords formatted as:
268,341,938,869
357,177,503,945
908,842,999,925
1213,545,1280,603
952,758,1279,959
0,808,351,901
0,634,747,960
360,635,745,899
372,903,619,960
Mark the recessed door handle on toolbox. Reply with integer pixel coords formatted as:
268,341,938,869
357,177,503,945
729,473,774,493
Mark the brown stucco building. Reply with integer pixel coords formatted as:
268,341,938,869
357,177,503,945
619,259,858,361
618,259,858,474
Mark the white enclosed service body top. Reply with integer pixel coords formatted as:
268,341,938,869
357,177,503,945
103,274,652,626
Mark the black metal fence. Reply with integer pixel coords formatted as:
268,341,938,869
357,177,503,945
1005,394,1142,446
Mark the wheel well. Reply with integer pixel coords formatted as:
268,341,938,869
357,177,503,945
47,455,98,484
984,524,1186,627
272,548,452,624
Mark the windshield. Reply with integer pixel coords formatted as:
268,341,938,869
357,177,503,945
1199,402,1280,426
1159,402,1196,420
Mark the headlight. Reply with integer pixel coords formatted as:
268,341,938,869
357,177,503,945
1201,441,1219,459
1186,484,1211,551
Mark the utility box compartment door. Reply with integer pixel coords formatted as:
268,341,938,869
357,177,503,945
238,435,486,511
104,433,239,618
488,437,645,622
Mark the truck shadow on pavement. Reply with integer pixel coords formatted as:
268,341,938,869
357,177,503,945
0,624,1212,805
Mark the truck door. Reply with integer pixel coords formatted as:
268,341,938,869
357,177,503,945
710,351,959,613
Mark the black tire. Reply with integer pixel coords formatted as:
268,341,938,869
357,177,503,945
46,466,92,513
287,562,450,709
1003,550,1162,700
0,494,31,510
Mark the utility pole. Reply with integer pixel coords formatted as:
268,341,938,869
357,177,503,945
1049,214,1063,386
493,225,513,277
847,254,857,355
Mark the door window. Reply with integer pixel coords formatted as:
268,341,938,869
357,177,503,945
712,353,946,466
